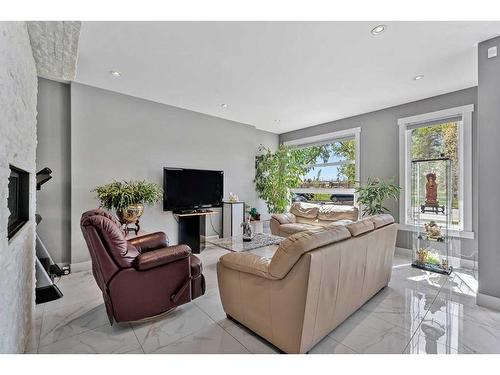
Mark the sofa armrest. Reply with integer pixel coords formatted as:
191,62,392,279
128,232,169,253
271,213,296,224
219,252,278,280
134,244,191,271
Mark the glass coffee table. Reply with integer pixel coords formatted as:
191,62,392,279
207,233,284,257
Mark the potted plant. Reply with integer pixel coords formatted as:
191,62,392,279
249,207,261,221
355,177,401,217
92,180,162,232
254,144,330,213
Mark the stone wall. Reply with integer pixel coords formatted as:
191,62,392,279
0,22,38,353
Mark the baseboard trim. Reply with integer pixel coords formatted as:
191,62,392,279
201,235,220,242
70,260,91,273
476,292,500,312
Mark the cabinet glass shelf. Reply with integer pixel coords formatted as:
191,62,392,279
411,157,452,275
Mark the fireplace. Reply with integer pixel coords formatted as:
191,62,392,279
8,165,29,240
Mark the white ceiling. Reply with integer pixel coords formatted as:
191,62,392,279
75,21,500,134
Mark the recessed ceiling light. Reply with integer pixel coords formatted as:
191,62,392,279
414,75,424,81
371,25,386,35
109,70,121,77
221,103,228,108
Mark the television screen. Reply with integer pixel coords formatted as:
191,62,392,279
163,168,224,211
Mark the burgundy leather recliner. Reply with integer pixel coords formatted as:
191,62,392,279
80,209,205,324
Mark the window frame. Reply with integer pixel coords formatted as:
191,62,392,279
283,127,361,195
398,104,474,238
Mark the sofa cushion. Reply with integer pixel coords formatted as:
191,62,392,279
346,218,375,237
220,252,275,279
370,214,395,229
271,212,297,224
290,202,319,219
269,225,351,279
279,223,318,235
318,205,358,221
325,219,354,227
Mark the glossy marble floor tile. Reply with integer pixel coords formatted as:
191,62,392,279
192,288,228,325
151,323,249,354
414,300,500,353
222,320,280,353
39,297,109,346
360,288,430,332
309,336,357,354
38,323,141,354
28,246,500,354
130,303,215,353
328,309,414,354
42,271,102,313
404,334,459,354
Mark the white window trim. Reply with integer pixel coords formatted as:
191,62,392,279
398,104,474,239
284,127,361,193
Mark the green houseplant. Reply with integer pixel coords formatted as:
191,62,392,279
254,144,330,213
92,180,162,230
355,178,401,216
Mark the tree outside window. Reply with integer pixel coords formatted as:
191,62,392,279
410,121,460,228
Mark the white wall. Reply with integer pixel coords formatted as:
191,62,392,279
0,22,38,353
70,83,278,265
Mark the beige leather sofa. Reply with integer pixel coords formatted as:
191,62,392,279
270,202,359,237
217,214,396,354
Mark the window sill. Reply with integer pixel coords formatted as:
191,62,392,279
396,223,475,240
291,188,355,194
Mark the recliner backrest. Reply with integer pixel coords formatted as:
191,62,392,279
80,209,140,271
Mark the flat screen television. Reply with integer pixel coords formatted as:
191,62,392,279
163,167,224,211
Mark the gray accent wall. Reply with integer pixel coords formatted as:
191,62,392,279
280,87,478,257
478,36,500,301
36,78,71,264
70,83,278,265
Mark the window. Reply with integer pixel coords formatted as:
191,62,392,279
284,128,360,205
399,105,473,236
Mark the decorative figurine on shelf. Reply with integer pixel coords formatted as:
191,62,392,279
241,217,254,242
416,248,429,264
424,221,444,242
228,192,240,202
425,172,438,205
420,172,445,214
441,258,449,270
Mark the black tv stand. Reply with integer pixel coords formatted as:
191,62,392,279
174,209,197,215
174,210,218,253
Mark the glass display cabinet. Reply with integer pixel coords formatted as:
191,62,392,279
411,157,452,275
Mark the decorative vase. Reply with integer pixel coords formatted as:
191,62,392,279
117,203,144,234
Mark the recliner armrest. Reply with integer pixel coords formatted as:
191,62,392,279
271,213,296,224
219,252,278,280
134,244,191,271
128,232,169,253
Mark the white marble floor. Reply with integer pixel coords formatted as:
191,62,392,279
26,246,500,354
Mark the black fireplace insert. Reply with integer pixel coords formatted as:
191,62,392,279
8,165,29,240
